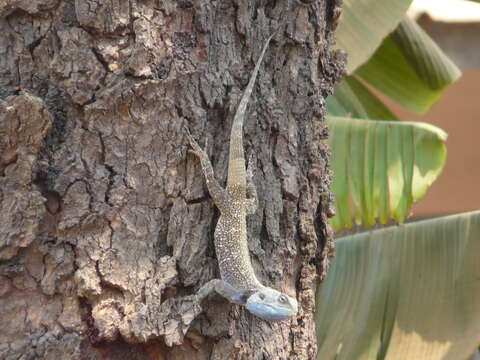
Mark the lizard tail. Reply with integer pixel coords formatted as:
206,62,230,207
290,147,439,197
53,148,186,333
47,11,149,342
227,33,275,191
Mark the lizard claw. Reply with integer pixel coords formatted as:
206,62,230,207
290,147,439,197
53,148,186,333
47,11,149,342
183,125,194,144
183,125,204,153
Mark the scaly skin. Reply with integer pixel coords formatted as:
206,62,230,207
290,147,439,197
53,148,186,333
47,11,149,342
185,33,298,321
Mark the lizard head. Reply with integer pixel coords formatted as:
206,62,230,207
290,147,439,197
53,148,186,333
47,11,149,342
245,287,298,321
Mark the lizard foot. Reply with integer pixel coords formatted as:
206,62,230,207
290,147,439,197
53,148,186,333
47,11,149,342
183,125,200,148
184,125,208,157
187,149,202,158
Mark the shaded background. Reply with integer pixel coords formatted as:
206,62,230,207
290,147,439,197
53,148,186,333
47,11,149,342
389,2,480,219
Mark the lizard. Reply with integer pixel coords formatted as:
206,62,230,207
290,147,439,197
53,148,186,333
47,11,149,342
184,33,298,321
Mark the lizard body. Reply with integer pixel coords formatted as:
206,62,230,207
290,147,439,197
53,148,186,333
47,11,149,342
185,34,298,321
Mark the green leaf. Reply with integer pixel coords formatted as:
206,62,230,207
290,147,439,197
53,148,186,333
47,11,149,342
335,0,413,73
316,211,480,360
355,17,461,114
327,116,447,230
326,76,398,120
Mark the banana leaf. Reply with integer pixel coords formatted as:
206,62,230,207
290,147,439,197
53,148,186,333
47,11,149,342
336,0,413,73
355,17,461,114
316,211,480,360
327,116,447,230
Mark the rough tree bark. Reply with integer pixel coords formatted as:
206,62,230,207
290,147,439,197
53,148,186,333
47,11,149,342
0,0,344,359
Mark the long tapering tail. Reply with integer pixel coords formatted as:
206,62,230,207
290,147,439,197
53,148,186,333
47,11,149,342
227,33,275,195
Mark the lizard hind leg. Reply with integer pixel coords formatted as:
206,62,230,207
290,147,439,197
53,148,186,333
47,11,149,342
183,125,229,211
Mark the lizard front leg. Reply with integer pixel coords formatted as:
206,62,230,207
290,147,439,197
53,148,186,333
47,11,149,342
195,279,250,305
245,153,258,215
184,126,229,211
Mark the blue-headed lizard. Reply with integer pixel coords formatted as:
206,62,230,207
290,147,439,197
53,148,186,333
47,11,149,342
184,33,297,321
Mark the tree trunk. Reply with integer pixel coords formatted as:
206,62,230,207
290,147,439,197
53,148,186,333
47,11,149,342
0,0,343,359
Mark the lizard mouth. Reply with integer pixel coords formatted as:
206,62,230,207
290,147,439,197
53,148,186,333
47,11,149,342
249,307,294,321
261,303,288,311
245,300,296,321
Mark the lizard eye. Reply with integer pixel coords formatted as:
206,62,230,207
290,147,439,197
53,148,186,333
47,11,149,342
258,293,266,300
278,295,288,304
